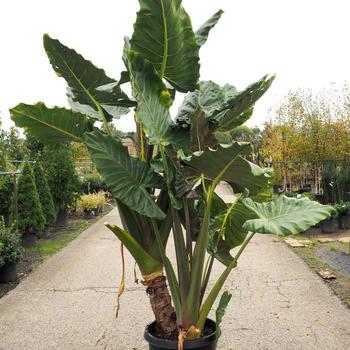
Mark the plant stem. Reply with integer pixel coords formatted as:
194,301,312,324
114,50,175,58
200,254,214,304
183,198,192,264
196,232,256,332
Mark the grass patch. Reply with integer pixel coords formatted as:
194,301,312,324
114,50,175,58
25,231,80,256
25,221,91,257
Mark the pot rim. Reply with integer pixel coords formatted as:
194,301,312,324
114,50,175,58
144,318,216,349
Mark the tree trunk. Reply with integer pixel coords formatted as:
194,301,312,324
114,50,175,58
143,275,177,336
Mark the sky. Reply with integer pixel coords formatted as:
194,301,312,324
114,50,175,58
1,0,350,132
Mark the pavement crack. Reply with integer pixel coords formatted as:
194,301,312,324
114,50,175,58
41,286,143,294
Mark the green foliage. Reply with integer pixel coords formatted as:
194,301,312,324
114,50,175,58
23,133,44,160
81,174,107,194
333,203,349,219
85,130,165,219
321,164,350,203
9,0,333,342
0,216,22,265
33,162,56,225
17,162,46,235
77,192,107,211
0,175,13,224
300,192,316,201
130,0,200,92
242,196,333,236
43,34,134,121
43,144,81,212
195,10,224,48
10,103,94,144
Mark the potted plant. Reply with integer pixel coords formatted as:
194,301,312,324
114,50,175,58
17,162,46,245
342,202,350,229
77,192,107,218
321,207,338,233
0,216,23,283
333,202,349,229
10,1,333,348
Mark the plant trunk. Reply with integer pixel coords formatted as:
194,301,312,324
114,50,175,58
144,275,177,336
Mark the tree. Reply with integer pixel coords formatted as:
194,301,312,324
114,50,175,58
17,162,45,235
261,88,350,191
43,144,80,224
32,162,56,225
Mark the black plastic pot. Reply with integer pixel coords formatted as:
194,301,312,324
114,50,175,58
21,233,37,248
343,214,350,229
84,208,98,218
321,218,338,233
144,319,216,350
0,263,18,283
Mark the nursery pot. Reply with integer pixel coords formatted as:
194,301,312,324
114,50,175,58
321,218,338,233
84,209,97,218
0,263,18,283
21,233,37,248
144,319,216,350
343,214,350,229
56,208,69,226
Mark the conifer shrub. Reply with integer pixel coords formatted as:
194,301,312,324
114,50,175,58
43,144,81,222
17,162,46,235
0,175,13,224
33,162,56,225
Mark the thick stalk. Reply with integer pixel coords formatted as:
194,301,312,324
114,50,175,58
143,274,177,336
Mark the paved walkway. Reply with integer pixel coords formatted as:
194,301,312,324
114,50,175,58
0,208,350,350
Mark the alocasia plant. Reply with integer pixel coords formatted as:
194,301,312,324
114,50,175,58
10,0,333,347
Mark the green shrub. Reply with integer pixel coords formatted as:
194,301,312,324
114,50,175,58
33,162,56,225
0,242,4,267
301,192,316,201
77,192,108,211
0,175,13,224
17,162,46,235
81,174,107,194
0,216,22,265
322,164,350,203
43,144,81,213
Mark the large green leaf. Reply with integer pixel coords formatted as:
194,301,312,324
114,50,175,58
195,10,224,48
205,193,256,265
43,34,134,121
176,76,274,133
176,81,238,126
106,224,162,276
242,196,334,236
184,142,271,195
130,0,200,92
214,75,275,133
190,107,217,152
67,87,130,121
127,51,172,145
10,103,93,143
85,130,166,219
